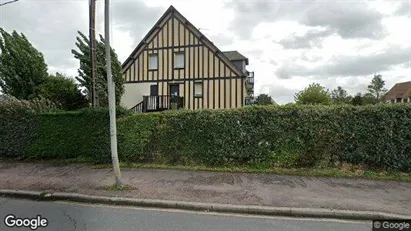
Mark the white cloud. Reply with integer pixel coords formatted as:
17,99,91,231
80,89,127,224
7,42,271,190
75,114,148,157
254,21,309,40
1,0,410,105
382,16,411,45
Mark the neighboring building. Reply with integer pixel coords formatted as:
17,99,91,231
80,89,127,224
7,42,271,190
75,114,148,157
383,81,411,103
120,5,254,112
222,51,255,105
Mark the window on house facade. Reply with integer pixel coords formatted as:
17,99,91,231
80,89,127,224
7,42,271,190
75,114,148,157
174,52,184,69
150,85,158,96
194,82,202,97
149,54,158,70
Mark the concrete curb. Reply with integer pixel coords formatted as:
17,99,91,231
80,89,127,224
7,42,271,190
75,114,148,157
1,189,410,220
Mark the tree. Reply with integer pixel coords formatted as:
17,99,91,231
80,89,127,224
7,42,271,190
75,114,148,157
331,86,351,104
351,92,376,106
39,73,89,110
362,92,377,105
71,31,124,107
294,83,332,105
255,94,276,105
367,74,387,102
0,28,48,100
351,93,363,106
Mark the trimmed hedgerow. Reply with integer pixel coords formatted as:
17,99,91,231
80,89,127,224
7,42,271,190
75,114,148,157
117,113,160,163
0,107,131,163
0,95,57,157
27,109,111,160
0,108,38,158
1,103,411,171
150,104,411,171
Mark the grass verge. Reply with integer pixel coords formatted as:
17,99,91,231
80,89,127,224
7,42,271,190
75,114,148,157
90,162,411,183
103,184,134,191
1,158,410,182
0,157,91,165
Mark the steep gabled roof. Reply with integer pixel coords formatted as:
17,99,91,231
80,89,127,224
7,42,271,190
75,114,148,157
121,6,173,70
383,81,411,100
121,5,246,77
222,51,249,65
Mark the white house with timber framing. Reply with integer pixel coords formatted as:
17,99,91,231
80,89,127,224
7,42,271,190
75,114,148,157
121,6,255,113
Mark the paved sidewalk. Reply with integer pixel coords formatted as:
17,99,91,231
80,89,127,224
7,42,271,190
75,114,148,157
0,162,410,216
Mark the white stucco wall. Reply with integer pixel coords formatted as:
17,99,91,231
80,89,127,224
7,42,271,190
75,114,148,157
121,82,152,109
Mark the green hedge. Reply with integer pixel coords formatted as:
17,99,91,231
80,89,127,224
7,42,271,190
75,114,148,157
117,113,160,163
0,107,130,163
0,108,38,157
1,104,410,171
27,109,111,160
124,104,411,171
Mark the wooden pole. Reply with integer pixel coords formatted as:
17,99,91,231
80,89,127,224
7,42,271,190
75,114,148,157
89,0,99,107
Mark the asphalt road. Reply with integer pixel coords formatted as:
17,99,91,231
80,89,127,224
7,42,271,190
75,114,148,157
0,197,371,231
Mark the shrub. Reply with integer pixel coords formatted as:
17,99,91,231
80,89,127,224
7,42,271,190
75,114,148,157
1,103,411,172
39,73,89,110
0,106,131,163
0,94,58,112
152,104,411,171
117,113,160,162
0,95,57,157
269,142,302,168
0,107,38,158
27,109,110,161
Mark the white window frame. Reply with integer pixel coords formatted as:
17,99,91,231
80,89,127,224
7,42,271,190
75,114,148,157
174,52,185,69
149,54,158,70
194,82,203,97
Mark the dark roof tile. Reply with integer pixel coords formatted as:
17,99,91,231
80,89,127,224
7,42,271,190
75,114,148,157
384,81,411,100
222,51,249,64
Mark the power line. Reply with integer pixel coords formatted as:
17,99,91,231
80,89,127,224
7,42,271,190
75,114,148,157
0,0,19,7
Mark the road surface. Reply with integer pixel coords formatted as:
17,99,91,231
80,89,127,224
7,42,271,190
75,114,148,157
0,197,371,231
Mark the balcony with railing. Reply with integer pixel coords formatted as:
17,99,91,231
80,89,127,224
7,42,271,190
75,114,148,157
131,95,184,113
245,96,255,105
246,71,254,85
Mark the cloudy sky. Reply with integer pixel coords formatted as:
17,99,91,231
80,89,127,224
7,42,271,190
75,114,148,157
1,0,410,104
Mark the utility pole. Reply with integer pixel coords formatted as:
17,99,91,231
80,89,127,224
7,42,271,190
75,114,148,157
89,0,99,107
105,0,122,187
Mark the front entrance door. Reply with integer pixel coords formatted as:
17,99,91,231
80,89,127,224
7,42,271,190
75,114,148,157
169,84,179,108
169,84,179,97
148,84,158,110
150,85,158,96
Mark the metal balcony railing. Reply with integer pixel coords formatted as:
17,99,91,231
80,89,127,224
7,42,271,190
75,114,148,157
245,97,255,105
131,95,184,113
246,71,254,85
